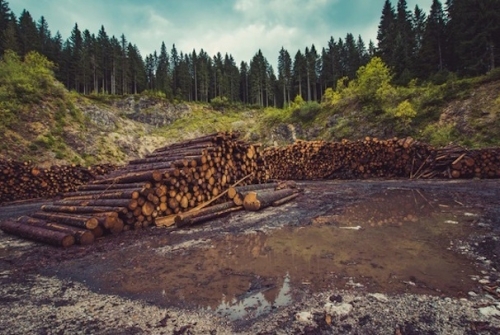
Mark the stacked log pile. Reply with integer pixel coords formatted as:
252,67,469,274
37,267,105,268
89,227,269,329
0,161,116,203
263,138,500,180
416,145,500,179
0,132,271,247
263,137,433,180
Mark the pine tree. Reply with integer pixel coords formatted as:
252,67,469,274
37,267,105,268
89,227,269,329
277,47,292,106
36,16,51,55
377,0,396,68
0,0,12,54
2,12,18,54
292,50,306,99
239,61,249,103
68,23,83,91
18,10,39,56
447,0,500,75
418,0,446,78
413,5,427,54
393,0,416,83
156,42,171,96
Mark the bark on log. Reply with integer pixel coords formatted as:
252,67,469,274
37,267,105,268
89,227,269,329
41,205,126,214
31,212,99,230
17,216,94,245
243,189,297,211
180,206,243,227
92,170,164,184
0,220,75,247
175,201,237,227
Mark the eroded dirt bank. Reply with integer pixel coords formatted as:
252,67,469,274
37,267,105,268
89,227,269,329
1,179,500,334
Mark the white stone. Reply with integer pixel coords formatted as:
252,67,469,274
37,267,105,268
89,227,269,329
295,311,313,323
479,306,500,317
368,293,389,303
324,302,353,316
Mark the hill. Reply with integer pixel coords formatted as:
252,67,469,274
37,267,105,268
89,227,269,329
1,53,499,167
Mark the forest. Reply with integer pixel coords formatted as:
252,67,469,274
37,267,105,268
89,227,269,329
0,0,499,108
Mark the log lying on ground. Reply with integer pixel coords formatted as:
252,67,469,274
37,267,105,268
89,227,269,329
174,201,238,228
0,220,75,247
243,188,298,211
17,216,94,245
31,212,99,230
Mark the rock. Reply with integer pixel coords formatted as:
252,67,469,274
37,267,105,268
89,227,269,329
479,306,500,317
324,302,353,316
329,294,343,303
295,311,313,323
368,293,389,303
468,291,477,297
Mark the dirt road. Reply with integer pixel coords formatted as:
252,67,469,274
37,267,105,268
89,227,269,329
1,179,500,334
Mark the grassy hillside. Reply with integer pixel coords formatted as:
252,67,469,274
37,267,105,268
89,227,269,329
1,53,499,167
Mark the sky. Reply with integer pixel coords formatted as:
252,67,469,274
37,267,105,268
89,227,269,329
10,0,433,68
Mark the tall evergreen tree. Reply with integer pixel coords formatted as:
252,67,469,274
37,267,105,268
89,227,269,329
393,0,416,82
156,42,170,96
239,61,249,104
292,50,306,99
2,12,18,54
17,10,39,56
277,47,292,106
377,0,396,68
68,23,83,91
0,0,11,54
418,0,447,78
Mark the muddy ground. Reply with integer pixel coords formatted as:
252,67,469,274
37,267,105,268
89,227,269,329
1,179,500,334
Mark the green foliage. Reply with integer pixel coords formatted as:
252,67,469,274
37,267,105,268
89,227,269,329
262,107,291,126
388,100,417,126
291,101,321,123
350,57,392,101
210,96,230,111
421,123,457,147
0,51,65,130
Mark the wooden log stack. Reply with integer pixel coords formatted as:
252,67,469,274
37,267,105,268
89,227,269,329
416,145,500,179
0,161,116,203
0,132,270,247
263,137,500,180
263,137,433,180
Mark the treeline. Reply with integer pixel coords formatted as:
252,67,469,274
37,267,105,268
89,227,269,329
1,0,499,107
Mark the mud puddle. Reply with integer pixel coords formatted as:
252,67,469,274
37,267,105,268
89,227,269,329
45,188,481,321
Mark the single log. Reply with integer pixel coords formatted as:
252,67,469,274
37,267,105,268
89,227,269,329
41,205,126,214
61,189,140,200
175,201,237,227
17,216,94,245
92,170,164,184
243,189,297,211
271,192,300,206
31,212,99,229
180,206,243,227
0,220,75,247
76,182,149,191
54,199,133,208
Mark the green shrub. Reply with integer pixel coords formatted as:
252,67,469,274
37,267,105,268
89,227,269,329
421,123,457,147
210,96,230,111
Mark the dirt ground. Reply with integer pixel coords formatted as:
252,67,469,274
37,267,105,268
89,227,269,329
1,179,500,334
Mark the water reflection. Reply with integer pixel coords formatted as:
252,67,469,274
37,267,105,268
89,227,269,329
214,273,291,320
49,188,481,321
